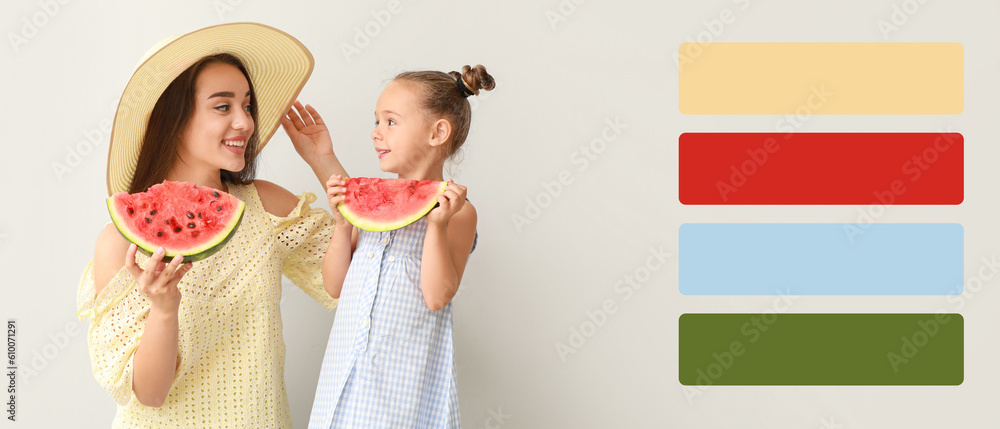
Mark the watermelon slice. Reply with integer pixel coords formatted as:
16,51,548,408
107,181,245,263
337,177,447,232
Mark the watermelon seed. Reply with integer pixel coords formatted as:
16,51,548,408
127,208,134,215
188,223,196,228
150,210,157,215
173,227,182,233
157,231,163,237
145,218,152,224
198,213,203,219
186,212,194,219
216,206,222,211
212,191,220,197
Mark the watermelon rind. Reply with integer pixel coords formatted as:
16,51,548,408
106,194,245,264
337,179,448,232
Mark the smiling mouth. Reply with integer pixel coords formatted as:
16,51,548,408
223,137,246,148
377,149,390,159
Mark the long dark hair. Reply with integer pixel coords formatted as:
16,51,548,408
128,53,260,193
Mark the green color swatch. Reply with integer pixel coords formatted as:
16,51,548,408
679,313,963,385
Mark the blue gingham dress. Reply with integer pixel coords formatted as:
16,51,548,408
309,217,476,428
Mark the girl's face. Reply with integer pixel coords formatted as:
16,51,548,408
178,63,255,176
371,81,441,179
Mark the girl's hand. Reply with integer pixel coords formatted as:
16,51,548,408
281,100,335,163
427,179,468,227
124,244,191,313
326,174,350,228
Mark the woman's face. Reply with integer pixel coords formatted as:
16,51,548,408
178,62,255,175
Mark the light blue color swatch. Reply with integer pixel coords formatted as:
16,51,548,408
679,223,963,295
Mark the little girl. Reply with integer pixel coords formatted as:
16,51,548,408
307,65,495,428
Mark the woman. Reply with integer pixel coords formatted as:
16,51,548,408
76,23,345,427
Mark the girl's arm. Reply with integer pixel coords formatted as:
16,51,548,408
322,175,358,299
281,101,350,189
420,181,478,312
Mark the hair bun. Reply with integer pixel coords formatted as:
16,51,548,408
452,64,495,96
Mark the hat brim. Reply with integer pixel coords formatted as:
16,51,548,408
106,22,313,195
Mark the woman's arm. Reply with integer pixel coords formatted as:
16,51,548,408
420,182,478,312
280,101,350,190
93,223,131,298
124,245,189,407
130,296,180,408
94,226,189,408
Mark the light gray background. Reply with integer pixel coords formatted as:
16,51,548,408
1,0,997,427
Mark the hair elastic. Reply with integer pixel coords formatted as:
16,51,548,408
456,77,475,97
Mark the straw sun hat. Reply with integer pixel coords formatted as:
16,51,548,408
106,22,313,195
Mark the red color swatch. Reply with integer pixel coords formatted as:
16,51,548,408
679,133,963,205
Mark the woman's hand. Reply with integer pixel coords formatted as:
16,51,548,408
326,174,350,228
124,244,191,312
281,100,335,163
426,179,468,227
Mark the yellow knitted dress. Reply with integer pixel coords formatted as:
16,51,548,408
77,182,337,428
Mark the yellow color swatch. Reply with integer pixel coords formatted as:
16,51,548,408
678,43,963,114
